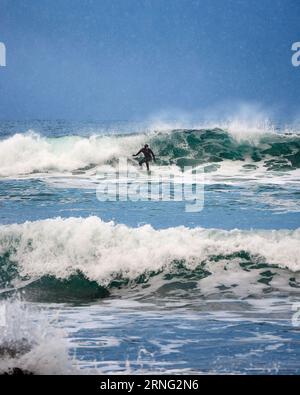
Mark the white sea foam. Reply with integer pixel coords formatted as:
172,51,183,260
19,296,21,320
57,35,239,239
0,299,79,374
0,127,298,178
0,217,299,285
0,131,146,176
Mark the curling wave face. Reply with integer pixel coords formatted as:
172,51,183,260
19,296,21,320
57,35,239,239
0,128,299,177
0,216,299,301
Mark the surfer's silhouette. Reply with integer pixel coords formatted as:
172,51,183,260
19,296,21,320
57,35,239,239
133,144,156,171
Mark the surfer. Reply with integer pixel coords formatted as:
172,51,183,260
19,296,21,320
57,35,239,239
133,144,156,171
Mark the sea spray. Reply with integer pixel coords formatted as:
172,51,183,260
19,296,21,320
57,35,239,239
0,298,78,374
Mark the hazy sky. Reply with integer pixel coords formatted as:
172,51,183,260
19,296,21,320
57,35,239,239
0,0,299,120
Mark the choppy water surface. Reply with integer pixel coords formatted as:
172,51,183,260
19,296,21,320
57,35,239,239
0,120,299,374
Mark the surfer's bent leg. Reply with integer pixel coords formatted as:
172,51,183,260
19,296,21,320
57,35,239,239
139,158,146,167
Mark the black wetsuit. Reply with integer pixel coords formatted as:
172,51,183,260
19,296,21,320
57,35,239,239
134,147,155,171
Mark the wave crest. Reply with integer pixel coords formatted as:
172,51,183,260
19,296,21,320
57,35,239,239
0,129,299,176
0,217,299,300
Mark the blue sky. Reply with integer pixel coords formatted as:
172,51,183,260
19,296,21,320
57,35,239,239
0,0,299,120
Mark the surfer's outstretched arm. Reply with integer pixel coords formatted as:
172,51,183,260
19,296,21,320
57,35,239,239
133,149,142,157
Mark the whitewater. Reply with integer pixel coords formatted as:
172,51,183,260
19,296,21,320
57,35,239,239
0,120,300,374
1,217,300,286
0,125,299,177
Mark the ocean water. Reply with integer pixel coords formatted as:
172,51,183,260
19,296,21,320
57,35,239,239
0,120,300,374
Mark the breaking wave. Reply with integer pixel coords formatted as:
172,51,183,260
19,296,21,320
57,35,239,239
0,216,299,301
0,128,299,177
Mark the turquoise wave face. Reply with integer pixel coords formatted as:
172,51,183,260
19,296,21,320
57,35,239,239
1,248,299,303
149,129,300,170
